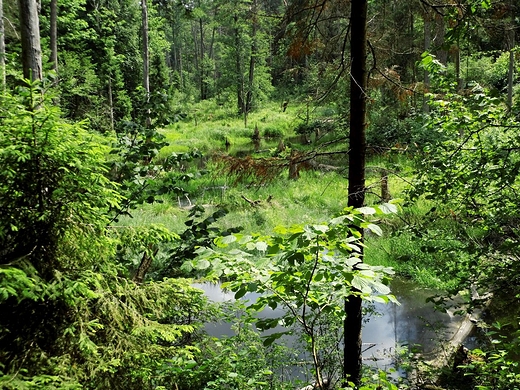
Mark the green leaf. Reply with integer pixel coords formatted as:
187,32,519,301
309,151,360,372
194,259,211,270
330,215,349,225
234,288,247,299
378,202,398,214
351,275,372,293
371,281,391,295
311,224,329,233
367,223,383,236
358,206,376,215
255,241,268,251
220,235,237,245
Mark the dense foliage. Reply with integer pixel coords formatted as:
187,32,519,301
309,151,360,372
0,83,211,389
2,0,520,388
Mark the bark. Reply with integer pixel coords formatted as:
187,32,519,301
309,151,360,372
381,171,390,202
344,0,368,386
245,0,257,113
434,13,447,65
133,246,158,284
18,0,42,81
507,1,515,112
454,41,462,92
50,0,57,72
199,17,207,99
288,149,300,180
108,77,114,131
191,22,199,91
141,0,151,126
422,6,431,113
0,0,5,88
234,14,245,115
141,0,150,96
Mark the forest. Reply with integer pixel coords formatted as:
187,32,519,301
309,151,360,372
1,0,520,389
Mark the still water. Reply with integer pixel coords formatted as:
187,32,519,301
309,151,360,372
195,278,466,371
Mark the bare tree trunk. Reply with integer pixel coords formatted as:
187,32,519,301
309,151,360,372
18,0,42,81
141,0,151,127
133,246,158,284
142,0,149,96
422,6,431,113
507,0,515,112
108,77,114,131
234,14,245,116
288,149,300,180
454,40,463,92
344,0,368,387
191,22,199,92
245,0,257,113
50,0,57,72
0,0,6,88
434,13,447,65
199,17,207,99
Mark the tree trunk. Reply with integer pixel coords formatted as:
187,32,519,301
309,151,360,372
454,40,463,92
141,0,149,96
108,77,114,131
434,13,447,65
245,0,257,113
199,17,207,99
344,0,368,387
0,0,5,88
18,0,42,81
422,7,431,113
141,0,151,126
507,1,515,112
234,14,245,116
50,0,58,72
191,21,199,92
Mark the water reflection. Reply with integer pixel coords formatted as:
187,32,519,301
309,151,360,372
195,278,464,369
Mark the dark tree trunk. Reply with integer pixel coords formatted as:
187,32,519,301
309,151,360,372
0,0,6,88
234,14,245,115
141,0,151,127
245,0,257,113
142,0,150,96
199,17,207,99
422,6,431,113
18,0,42,81
344,0,368,387
50,0,57,72
507,0,515,112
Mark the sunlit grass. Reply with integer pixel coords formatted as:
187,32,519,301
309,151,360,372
127,97,470,289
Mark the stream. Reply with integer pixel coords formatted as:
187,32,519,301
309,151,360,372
195,278,474,373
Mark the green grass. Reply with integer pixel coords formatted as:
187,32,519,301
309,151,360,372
126,97,476,290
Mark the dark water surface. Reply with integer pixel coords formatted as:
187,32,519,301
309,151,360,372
195,278,466,372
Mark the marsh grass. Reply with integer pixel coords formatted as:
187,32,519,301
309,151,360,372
127,98,466,289
159,101,303,156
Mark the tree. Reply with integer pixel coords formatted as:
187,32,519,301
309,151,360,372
18,0,42,81
0,0,5,88
0,82,210,390
193,207,397,390
344,0,368,386
50,0,58,72
142,0,150,98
